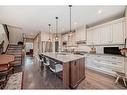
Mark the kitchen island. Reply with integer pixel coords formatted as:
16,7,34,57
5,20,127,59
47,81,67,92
42,52,85,89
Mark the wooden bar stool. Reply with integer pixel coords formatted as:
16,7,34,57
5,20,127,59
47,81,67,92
115,71,126,87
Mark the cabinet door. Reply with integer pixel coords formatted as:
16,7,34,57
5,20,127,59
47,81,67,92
76,28,86,41
87,29,93,45
62,34,68,41
112,20,125,44
68,32,76,46
100,24,112,44
70,61,78,87
93,28,101,45
78,58,85,80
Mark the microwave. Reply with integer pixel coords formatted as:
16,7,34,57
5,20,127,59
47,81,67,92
104,47,121,55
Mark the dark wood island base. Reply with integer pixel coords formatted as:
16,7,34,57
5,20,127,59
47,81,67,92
63,57,85,89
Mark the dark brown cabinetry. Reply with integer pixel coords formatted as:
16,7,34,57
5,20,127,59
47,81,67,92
70,58,85,88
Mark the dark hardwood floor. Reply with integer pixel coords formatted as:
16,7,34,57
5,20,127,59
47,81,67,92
22,56,64,89
21,56,126,89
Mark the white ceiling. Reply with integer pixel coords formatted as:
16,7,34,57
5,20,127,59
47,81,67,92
0,6,125,38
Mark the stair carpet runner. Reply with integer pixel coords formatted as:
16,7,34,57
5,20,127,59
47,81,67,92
6,44,22,66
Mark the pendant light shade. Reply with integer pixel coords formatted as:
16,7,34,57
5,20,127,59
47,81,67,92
68,5,72,38
55,17,58,40
48,24,51,42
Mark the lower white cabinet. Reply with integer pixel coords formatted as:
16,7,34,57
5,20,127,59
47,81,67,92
86,54,125,77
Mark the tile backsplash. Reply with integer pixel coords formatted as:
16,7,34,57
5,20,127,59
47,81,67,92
74,44,124,54
90,45,124,54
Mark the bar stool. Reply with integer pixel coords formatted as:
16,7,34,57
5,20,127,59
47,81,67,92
48,58,63,88
115,71,126,87
38,54,44,67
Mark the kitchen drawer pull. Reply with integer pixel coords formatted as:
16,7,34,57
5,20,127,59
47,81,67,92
112,62,117,64
112,57,117,59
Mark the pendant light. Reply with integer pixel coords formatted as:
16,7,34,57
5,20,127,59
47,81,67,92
48,24,51,42
68,5,72,37
55,17,58,40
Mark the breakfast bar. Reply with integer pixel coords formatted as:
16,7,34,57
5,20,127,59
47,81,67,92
42,52,85,88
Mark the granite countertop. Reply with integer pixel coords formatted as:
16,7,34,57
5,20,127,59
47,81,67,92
42,52,85,63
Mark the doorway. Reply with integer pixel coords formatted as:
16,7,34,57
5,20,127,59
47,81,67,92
25,42,33,56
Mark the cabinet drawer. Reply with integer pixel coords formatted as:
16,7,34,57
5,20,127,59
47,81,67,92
110,56,124,62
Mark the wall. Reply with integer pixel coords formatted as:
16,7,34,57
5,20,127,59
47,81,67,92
8,26,23,44
0,24,4,43
125,6,127,38
33,32,41,57
41,31,52,41
0,24,9,52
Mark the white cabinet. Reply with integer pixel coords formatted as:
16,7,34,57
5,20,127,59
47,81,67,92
86,18,125,45
86,54,125,77
112,19,125,44
100,24,112,44
75,27,86,42
93,28,101,45
68,32,76,46
62,34,68,42
86,29,93,45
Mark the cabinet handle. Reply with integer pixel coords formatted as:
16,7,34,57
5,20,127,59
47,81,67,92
112,57,117,59
112,62,117,64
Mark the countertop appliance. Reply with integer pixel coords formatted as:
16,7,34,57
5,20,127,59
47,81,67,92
104,47,121,55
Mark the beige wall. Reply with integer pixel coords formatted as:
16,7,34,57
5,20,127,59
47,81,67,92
0,24,9,52
8,26,23,44
0,24,4,43
125,7,127,38
33,33,41,57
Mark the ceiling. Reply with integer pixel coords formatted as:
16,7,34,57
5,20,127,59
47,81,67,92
0,6,125,38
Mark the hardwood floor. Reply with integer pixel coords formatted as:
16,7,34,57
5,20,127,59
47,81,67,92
22,56,64,89
22,56,126,89
78,68,126,89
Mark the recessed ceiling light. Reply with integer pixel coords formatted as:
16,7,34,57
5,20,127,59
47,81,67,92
98,10,102,14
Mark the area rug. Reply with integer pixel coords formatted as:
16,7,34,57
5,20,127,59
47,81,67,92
4,72,23,89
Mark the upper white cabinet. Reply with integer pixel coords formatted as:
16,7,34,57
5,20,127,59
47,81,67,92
86,18,126,45
62,34,68,42
75,27,86,42
112,19,125,44
100,24,112,44
93,28,101,45
87,29,93,45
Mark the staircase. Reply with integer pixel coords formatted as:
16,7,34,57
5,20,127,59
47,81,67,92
6,44,23,66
